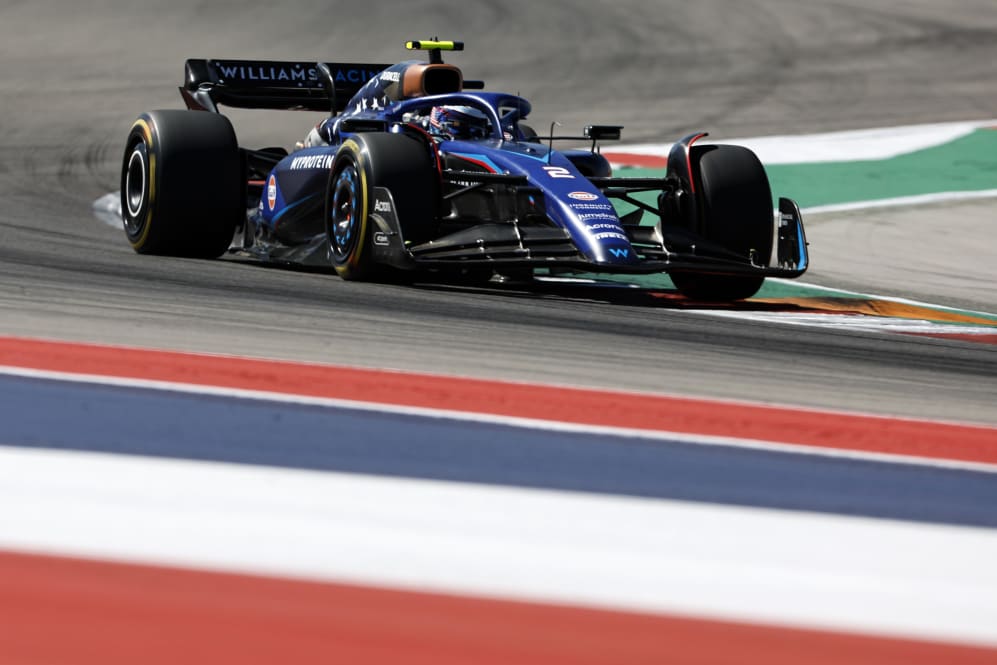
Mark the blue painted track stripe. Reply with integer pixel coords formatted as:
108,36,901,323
4,375,997,528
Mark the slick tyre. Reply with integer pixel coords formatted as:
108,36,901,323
669,271,765,302
326,133,438,281
121,110,242,257
671,145,773,301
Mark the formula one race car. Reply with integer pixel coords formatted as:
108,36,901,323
120,40,808,300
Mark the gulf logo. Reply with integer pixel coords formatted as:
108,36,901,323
568,191,598,201
267,175,277,210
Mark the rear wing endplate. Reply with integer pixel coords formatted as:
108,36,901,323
181,59,391,113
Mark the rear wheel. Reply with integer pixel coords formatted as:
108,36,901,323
671,145,773,301
120,110,242,257
326,133,438,281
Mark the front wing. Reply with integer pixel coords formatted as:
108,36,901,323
365,187,809,278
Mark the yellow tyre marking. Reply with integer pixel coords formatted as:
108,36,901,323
334,139,368,276
353,149,369,270
129,117,157,250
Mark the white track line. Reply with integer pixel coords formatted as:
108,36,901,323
766,278,997,318
608,119,997,164
91,192,122,229
702,311,997,335
802,188,997,214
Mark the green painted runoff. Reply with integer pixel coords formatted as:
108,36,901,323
575,129,997,306
615,128,997,209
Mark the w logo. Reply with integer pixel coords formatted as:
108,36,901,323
608,248,629,258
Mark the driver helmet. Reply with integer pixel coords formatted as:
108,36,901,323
429,105,489,140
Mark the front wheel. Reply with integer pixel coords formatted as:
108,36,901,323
325,133,439,281
671,144,774,301
670,272,764,302
327,145,374,280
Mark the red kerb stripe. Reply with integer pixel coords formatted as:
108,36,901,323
2,336,996,464
2,550,995,665
903,332,997,346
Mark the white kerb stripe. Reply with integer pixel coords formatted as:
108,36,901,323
608,119,996,164
2,446,996,647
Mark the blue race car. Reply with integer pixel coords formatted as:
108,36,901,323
120,40,808,300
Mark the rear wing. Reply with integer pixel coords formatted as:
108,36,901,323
181,59,391,113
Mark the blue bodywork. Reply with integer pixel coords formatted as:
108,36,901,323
256,79,639,267
206,50,809,285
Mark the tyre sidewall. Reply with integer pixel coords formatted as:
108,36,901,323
325,133,440,280
121,119,160,252
693,144,774,261
327,139,371,279
670,271,764,301
119,110,242,257
673,144,773,301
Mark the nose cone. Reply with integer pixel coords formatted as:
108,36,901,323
494,145,640,266
562,194,639,265
593,239,640,264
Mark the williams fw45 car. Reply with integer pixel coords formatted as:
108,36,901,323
121,40,808,301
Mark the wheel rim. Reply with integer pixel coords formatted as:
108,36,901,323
124,143,147,231
329,162,360,260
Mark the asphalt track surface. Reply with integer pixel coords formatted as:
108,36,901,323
1,0,996,423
